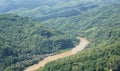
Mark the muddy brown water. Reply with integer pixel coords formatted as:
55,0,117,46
23,37,89,71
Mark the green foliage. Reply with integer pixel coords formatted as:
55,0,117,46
0,0,120,71
0,14,76,71
36,0,120,71
40,0,120,46
38,40,120,71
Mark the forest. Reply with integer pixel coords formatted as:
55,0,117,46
0,0,120,71
37,0,120,71
0,14,77,71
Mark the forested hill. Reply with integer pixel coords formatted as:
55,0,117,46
2,0,120,22
0,14,77,71
2,0,100,21
0,0,120,71
40,0,120,46
38,40,120,71
35,0,120,71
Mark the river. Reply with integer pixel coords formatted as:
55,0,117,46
23,37,89,71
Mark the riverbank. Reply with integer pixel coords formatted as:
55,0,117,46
23,37,89,71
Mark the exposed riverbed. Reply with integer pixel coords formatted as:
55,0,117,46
24,37,89,71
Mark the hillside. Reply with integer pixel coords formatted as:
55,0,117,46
0,14,77,71
38,40,120,71
0,0,97,13
0,0,120,71
2,0,120,22
34,0,120,71
4,0,100,21
41,0,120,46
24,37,89,71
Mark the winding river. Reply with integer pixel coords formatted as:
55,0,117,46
23,37,89,71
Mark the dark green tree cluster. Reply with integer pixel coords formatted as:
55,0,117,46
0,14,77,71
36,0,120,71
40,0,120,46
0,0,120,71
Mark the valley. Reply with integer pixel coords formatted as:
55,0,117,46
0,0,120,71
24,37,89,71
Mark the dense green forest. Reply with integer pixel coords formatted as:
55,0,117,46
41,0,120,46
0,14,77,71
38,40,120,71
36,0,120,71
4,0,100,21
0,0,120,71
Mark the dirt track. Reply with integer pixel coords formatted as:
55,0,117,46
23,37,89,71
